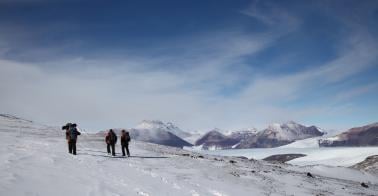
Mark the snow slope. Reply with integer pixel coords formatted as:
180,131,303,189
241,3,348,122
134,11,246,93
279,137,322,148
278,128,347,148
1,116,378,196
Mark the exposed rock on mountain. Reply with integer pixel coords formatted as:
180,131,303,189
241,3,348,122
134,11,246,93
194,122,324,149
194,129,240,150
319,123,378,147
235,121,324,148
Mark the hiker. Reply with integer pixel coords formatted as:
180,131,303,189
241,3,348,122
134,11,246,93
120,130,131,157
105,129,117,156
62,123,81,155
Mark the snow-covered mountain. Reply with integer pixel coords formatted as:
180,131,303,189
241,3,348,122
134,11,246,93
0,114,61,136
193,122,324,149
194,128,259,150
98,120,193,148
262,121,324,141
0,114,33,123
319,122,378,147
235,121,324,148
135,120,191,138
194,129,240,150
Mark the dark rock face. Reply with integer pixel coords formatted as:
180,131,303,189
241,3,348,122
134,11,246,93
194,130,240,149
263,154,306,163
319,123,378,147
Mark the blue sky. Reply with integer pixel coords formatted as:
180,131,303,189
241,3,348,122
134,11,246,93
0,0,377,132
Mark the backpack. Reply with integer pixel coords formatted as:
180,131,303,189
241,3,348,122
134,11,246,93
125,134,130,142
69,127,78,140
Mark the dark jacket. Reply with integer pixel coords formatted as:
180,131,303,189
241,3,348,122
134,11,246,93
121,132,131,146
106,131,117,145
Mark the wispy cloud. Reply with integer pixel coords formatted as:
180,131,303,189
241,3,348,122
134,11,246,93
0,28,277,131
0,0,377,132
240,0,300,30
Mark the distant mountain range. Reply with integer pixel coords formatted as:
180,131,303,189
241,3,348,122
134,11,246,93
236,121,324,148
319,123,378,147
3,113,376,149
194,121,324,149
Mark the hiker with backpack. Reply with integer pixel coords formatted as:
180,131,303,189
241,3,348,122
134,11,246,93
120,130,131,157
62,123,81,155
105,129,117,156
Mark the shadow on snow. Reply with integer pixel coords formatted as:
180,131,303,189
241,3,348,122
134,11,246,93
76,151,169,159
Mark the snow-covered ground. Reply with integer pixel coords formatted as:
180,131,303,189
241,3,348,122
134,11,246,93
1,117,377,196
191,146,378,167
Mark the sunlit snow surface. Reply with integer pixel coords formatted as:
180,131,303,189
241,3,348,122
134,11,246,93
0,116,377,196
188,134,378,167
192,146,378,167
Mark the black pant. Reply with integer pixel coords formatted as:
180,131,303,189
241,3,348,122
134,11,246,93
107,143,116,156
68,139,77,155
122,144,130,156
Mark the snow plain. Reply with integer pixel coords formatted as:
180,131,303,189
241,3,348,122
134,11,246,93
191,145,378,167
189,135,378,167
0,116,377,196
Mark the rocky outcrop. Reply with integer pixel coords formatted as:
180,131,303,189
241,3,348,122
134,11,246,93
351,155,378,175
263,154,306,163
